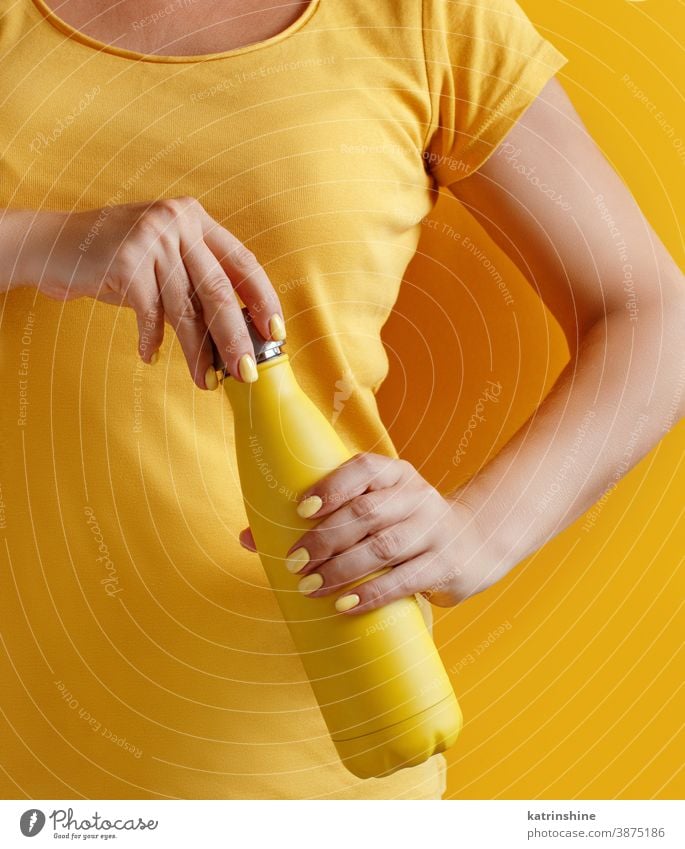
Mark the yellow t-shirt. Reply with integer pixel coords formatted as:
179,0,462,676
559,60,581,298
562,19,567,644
0,0,565,799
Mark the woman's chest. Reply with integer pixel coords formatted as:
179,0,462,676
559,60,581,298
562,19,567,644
1,37,433,246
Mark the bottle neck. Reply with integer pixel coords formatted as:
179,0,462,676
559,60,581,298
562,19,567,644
211,306,284,377
222,353,295,415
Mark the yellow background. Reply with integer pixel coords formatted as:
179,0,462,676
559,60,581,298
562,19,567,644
377,0,684,799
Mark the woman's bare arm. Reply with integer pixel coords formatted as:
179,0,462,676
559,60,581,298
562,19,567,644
446,77,685,579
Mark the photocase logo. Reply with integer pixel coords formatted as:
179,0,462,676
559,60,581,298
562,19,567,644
332,368,355,424
20,809,46,837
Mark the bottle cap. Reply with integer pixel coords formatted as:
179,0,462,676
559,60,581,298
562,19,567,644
211,307,284,377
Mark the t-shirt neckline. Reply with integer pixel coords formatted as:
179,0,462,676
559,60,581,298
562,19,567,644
29,0,321,64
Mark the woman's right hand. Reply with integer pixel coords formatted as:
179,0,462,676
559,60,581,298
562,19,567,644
6,199,285,388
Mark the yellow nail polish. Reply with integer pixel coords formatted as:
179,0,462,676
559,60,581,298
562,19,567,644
238,353,258,383
335,593,360,612
204,366,218,391
149,351,159,365
286,547,310,573
298,573,323,594
297,495,322,519
269,313,286,342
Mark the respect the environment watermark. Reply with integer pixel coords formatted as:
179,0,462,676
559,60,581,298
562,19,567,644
78,137,184,252
190,56,336,102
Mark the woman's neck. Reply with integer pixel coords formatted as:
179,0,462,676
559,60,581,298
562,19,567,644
42,0,312,55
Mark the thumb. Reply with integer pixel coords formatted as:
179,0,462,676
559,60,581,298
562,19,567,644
238,527,258,552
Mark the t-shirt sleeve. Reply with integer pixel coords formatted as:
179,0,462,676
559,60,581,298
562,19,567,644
422,0,568,186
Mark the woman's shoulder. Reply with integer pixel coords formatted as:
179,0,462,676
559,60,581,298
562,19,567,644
330,0,423,30
334,0,527,41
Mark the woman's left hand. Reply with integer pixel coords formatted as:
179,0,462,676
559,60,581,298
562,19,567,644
238,452,503,614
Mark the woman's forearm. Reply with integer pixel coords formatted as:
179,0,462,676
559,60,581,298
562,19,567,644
0,208,63,292
0,209,27,291
457,297,685,576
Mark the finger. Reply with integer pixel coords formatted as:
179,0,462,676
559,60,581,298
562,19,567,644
181,237,257,384
286,485,427,573
299,517,433,597
199,210,284,342
119,258,165,363
331,553,442,614
136,300,165,364
156,253,210,388
238,528,257,552
296,453,413,519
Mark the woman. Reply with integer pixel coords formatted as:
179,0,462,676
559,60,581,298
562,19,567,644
0,0,682,800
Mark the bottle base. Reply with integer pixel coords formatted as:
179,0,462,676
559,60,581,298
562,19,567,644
333,693,463,780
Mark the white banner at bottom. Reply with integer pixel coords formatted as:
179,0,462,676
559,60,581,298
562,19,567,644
0,799,682,848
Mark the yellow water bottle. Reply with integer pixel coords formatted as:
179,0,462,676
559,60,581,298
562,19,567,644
214,310,462,779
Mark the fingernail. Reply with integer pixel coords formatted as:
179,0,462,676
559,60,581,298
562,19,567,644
335,593,360,612
149,351,159,365
297,495,322,519
286,547,309,573
298,572,323,594
269,313,286,341
204,366,218,391
238,353,258,383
